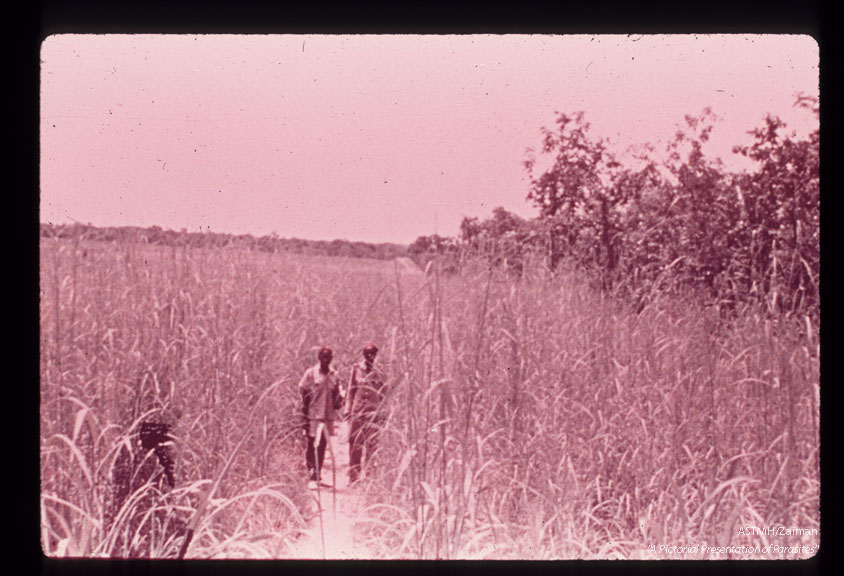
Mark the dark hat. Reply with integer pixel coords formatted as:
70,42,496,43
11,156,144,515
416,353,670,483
318,347,333,359
363,343,379,354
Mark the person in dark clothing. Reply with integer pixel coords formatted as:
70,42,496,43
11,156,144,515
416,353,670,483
298,347,344,488
139,419,176,487
346,343,389,485
108,409,182,556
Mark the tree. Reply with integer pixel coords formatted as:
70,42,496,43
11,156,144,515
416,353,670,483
661,109,741,299
732,96,819,316
408,234,460,269
458,208,535,274
524,111,631,285
459,216,482,246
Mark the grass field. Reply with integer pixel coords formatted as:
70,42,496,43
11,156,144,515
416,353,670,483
39,233,819,559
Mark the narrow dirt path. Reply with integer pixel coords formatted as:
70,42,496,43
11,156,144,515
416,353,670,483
284,421,372,559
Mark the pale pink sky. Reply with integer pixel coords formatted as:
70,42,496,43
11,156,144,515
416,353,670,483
40,34,818,244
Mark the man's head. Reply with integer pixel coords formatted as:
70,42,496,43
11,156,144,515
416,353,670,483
362,343,378,366
318,347,333,370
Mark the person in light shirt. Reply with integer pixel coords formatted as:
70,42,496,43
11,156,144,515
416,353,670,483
298,347,344,489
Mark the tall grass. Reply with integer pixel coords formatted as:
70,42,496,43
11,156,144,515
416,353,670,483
362,256,819,559
40,232,819,559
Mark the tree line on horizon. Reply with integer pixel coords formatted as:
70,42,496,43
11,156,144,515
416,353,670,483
39,221,410,262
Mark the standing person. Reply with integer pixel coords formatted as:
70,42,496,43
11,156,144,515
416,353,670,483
298,347,344,489
347,343,389,485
